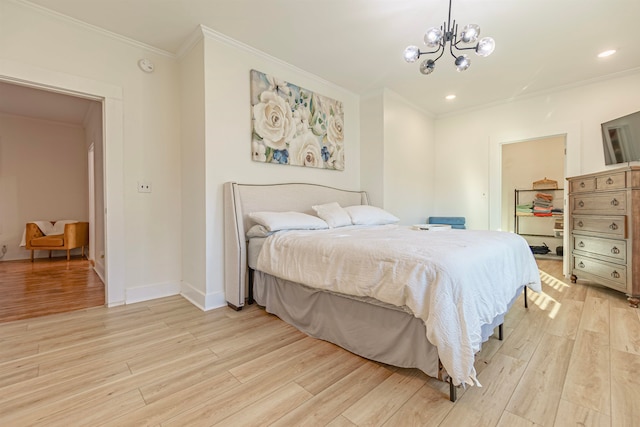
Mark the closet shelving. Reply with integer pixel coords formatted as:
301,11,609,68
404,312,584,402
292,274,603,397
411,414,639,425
514,188,564,259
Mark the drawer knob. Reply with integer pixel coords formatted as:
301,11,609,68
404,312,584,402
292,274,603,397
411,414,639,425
610,223,618,230
612,270,620,279
578,241,585,248
580,182,585,188
577,221,584,227
578,200,585,208
611,198,619,206
606,177,614,185
578,261,585,268
611,246,620,254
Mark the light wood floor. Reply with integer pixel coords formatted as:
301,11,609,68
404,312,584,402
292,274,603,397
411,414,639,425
0,257,105,323
1,260,639,426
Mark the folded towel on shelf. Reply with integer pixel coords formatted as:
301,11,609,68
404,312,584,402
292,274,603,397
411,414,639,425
533,206,552,213
535,192,554,202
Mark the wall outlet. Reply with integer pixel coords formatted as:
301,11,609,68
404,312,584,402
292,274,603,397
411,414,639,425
137,181,152,193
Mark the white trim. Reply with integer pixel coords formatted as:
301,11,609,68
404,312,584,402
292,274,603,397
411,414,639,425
489,121,581,277
200,25,357,98
180,280,226,311
439,68,640,120
126,281,181,305
12,0,175,58
0,59,126,307
175,24,205,59
383,88,436,119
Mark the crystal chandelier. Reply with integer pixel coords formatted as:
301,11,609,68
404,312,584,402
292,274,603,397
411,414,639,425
403,0,495,75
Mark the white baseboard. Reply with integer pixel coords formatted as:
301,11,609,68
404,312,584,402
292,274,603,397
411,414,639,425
94,259,105,283
180,280,227,311
125,280,181,304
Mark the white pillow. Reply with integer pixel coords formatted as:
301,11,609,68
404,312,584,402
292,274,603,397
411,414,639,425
311,202,352,228
248,211,328,232
246,224,273,238
344,205,400,225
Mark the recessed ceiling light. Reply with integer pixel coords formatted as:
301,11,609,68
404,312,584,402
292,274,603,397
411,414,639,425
445,94,456,100
598,49,616,58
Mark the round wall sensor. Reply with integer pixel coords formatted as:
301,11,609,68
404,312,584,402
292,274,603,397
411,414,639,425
138,58,154,73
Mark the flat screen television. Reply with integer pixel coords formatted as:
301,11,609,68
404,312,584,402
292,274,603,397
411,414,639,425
602,110,640,165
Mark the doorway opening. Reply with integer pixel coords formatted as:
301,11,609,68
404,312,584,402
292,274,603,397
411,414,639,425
0,80,106,321
501,135,567,261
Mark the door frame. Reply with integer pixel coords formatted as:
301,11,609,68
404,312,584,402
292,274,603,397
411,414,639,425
489,121,583,277
0,59,126,306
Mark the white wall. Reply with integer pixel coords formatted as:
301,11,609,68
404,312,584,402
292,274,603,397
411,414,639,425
360,91,384,207
434,71,640,231
199,28,362,309
179,38,207,307
0,0,182,304
0,113,87,260
382,89,435,224
359,89,435,224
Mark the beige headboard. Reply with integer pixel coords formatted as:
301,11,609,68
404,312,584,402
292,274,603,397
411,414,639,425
223,182,369,309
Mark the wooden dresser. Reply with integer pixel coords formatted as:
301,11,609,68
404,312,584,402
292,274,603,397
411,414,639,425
567,166,640,307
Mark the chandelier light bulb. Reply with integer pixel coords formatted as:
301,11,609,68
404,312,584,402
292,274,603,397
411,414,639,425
420,59,436,75
476,37,495,57
455,55,470,71
460,24,480,43
403,45,421,63
424,27,444,47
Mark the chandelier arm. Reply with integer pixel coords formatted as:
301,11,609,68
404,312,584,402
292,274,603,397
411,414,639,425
449,32,458,59
419,45,446,56
454,45,479,52
433,45,446,62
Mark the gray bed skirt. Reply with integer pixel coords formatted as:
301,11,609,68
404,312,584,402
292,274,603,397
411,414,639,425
253,270,521,381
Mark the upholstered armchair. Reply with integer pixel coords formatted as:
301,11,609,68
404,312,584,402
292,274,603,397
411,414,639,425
25,221,89,261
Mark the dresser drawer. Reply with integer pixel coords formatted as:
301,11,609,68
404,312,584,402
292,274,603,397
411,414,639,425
570,178,595,193
571,191,626,214
572,235,626,263
572,255,626,291
572,215,626,238
596,172,626,190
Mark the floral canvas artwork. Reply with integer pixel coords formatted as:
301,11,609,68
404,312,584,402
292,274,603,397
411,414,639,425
250,69,344,170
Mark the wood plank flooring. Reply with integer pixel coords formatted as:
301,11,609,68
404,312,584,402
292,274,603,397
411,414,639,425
1,260,639,426
0,257,104,323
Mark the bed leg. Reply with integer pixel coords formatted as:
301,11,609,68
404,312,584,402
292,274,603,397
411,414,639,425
227,302,243,311
449,380,457,402
524,286,528,308
498,323,503,341
248,268,255,305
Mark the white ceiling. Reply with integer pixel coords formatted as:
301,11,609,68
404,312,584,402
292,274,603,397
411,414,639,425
6,0,640,119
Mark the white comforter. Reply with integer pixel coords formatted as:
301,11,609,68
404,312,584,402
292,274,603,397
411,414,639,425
256,225,541,387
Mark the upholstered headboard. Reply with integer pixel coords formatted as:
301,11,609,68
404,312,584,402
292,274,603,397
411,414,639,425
223,182,369,309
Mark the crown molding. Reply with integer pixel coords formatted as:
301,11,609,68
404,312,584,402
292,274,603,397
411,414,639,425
437,66,640,120
198,24,357,98
175,25,205,59
13,0,175,58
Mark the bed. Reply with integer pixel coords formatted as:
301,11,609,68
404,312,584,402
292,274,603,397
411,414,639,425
223,182,541,401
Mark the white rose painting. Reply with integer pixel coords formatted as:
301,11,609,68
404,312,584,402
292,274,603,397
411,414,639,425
250,69,344,170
